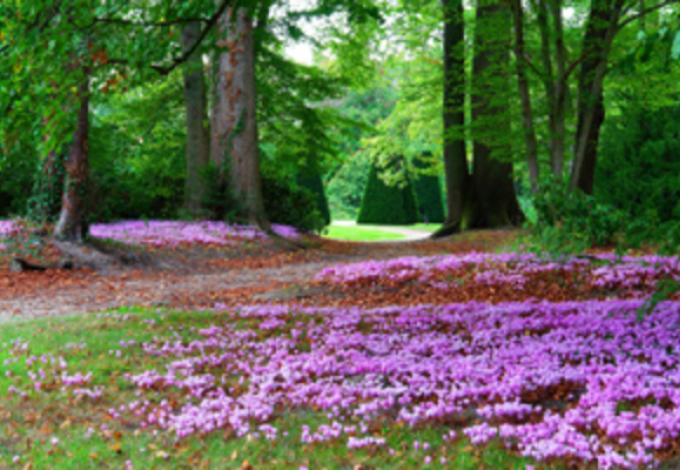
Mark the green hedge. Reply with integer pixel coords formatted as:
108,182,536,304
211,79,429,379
297,163,331,226
357,164,418,225
412,155,445,223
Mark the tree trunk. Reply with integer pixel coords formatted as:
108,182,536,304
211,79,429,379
570,0,622,194
510,0,539,192
549,0,568,179
437,0,472,236
54,78,89,242
533,0,568,178
182,21,210,217
471,0,523,228
213,7,268,227
211,11,229,182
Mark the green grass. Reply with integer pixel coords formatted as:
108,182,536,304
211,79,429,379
411,223,441,233
0,309,531,469
323,225,408,241
323,223,440,242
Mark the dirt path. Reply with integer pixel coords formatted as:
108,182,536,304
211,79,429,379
0,229,519,323
0,260,332,322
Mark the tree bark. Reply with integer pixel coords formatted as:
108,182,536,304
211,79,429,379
471,0,523,228
54,77,89,242
510,0,539,192
570,0,623,194
182,21,210,217
437,0,472,236
213,7,268,227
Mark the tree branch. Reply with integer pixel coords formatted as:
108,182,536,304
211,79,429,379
563,50,590,80
561,0,670,85
617,0,679,30
521,52,545,79
150,0,233,75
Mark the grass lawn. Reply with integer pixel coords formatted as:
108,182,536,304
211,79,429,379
410,223,442,233
323,225,409,242
323,223,441,242
0,308,530,469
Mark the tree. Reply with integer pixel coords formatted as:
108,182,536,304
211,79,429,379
470,0,523,228
507,0,679,194
181,21,210,217
570,0,624,193
54,71,90,241
509,0,539,191
439,0,472,235
213,6,268,227
1,0,234,242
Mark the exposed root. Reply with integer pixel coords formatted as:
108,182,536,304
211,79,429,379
430,223,459,239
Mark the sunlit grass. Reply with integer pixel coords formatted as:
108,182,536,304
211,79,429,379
323,225,409,241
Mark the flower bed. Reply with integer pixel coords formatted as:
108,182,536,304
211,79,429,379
316,253,680,299
89,221,299,247
89,300,680,469
0,220,19,251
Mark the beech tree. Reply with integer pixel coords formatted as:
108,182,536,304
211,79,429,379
212,5,268,227
470,0,523,228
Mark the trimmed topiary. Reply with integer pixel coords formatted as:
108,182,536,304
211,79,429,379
357,163,418,225
297,162,331,226
412,157,445,223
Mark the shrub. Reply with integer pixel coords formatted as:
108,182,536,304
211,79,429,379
597,104,680,225
0,145,38,217
262,176,327,233
595,104,680,252
531,180,626,254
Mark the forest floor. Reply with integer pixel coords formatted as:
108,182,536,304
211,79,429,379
0,229,514,322
1,227,679,469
